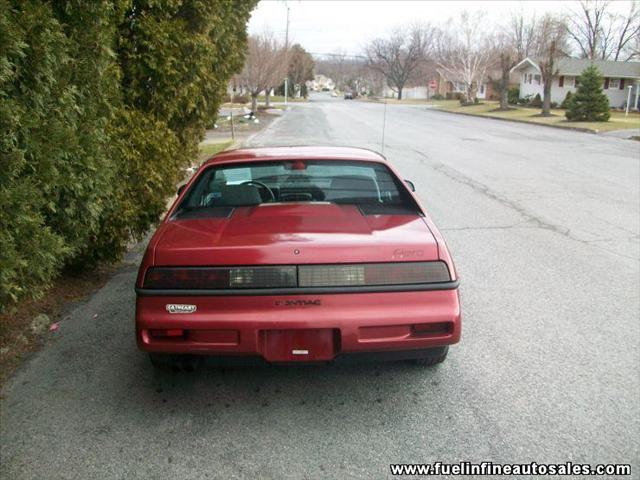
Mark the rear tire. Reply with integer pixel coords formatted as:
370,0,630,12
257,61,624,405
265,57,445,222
411,346,448,366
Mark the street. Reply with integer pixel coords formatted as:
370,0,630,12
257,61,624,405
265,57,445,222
1,93,639,479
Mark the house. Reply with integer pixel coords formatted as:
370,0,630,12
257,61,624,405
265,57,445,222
435,71,495,100
511,57,640,109
382,84,430,99
307,74,335,91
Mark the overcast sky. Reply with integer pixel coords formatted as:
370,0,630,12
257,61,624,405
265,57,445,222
247,0,634,57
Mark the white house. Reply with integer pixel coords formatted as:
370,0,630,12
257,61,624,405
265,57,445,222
511,57,640,109
307,74,335,91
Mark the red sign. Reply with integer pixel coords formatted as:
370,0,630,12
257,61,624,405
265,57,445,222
429,80,437,89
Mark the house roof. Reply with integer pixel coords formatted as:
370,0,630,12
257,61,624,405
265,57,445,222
511,57,640,79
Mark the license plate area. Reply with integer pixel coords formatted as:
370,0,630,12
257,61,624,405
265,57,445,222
260,329,338,362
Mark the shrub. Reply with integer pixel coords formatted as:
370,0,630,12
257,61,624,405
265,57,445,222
518,94,531,106
565,65,610,121
529,93,543,107
507,87,520,105
446,91,463,100
0,0,257,311
430,93,444,100
224,93,249,104
560,91,573,109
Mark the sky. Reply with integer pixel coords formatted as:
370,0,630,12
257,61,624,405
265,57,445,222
247,0,634,57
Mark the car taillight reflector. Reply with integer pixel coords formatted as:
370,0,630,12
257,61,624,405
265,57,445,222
149,329,185,338
143,262,451,289
298,262,450,287
143,266,297,289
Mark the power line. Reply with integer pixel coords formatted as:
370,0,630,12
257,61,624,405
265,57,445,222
308,52,367,60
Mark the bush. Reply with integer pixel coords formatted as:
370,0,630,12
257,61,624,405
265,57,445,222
550,101,558,109
518,94,531,106
0,0,257,311
446,91,463,100
224,93,249,104
430,93,444,100
529,93,542,107
565,65,610,121
507,87,520,105
560,91,573,109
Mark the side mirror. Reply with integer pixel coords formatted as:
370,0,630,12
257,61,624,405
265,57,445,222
404,180,416,192
177,184,186,196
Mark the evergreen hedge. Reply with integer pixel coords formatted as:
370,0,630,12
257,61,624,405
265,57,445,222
0,0,257,310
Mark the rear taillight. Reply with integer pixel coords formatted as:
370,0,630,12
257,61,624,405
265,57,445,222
298,262,450,287
143,266,297,289
149,329,185,338
143,262,451,289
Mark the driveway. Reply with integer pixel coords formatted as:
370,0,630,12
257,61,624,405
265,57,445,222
2,92,638,479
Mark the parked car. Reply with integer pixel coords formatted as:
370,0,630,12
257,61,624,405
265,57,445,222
344,92,353,100
135,146,461,370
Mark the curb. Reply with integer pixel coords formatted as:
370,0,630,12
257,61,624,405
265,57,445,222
429,107,597,134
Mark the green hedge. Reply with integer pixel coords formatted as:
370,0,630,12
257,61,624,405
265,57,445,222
0,0,257,310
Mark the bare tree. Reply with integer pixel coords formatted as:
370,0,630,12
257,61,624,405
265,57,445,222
365,25,433,100
537,15,568,116
238,34,287,112
566,0,640,60
436,12,495,103
491,12,559,110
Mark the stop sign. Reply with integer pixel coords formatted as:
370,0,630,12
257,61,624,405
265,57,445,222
429,80,437,89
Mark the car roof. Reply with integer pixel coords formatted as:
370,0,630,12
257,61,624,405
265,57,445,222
202,146,386,166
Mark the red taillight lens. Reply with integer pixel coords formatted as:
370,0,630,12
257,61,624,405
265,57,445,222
149,329,185,338
144,268,229,289
143,266,297,289
143,262,451,289
298,262,450,287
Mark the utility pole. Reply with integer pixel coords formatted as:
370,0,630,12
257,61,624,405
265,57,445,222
284,4,290,106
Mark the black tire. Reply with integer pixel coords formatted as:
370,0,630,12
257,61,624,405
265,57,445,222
149,353,201,372
411,346,448,366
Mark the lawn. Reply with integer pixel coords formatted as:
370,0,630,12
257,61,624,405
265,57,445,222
256,95,307,103
429,100,640,133
198,140,234,161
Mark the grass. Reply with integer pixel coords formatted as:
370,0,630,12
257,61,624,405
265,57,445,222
198,140,234,159
256,95,307,103
428,100,640,132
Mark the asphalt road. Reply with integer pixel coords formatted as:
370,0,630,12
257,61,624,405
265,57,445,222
2,93,639,479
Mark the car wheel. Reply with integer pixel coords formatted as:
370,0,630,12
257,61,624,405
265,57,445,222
149,353,201,372
411,346,448,366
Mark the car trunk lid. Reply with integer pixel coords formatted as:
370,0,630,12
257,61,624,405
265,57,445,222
154,203,438,265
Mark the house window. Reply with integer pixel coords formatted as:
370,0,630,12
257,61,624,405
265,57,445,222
608,78,620,89
574,77,579,87
559,76,564,87
534,74,541,85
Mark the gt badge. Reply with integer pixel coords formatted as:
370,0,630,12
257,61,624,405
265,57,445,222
166,304,197,314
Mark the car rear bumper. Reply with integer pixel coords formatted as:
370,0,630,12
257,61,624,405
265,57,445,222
135,289,461,362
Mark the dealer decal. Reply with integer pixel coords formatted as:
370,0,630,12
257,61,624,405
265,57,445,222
166,304,197,314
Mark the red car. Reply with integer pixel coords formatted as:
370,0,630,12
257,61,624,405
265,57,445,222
135,147,460,369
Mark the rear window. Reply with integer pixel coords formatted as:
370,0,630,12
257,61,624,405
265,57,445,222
175,160,418,216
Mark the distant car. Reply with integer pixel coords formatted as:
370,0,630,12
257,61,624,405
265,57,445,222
344,92,353,100
136,146,461,370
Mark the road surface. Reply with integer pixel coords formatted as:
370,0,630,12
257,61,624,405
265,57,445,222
2,93,639,479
